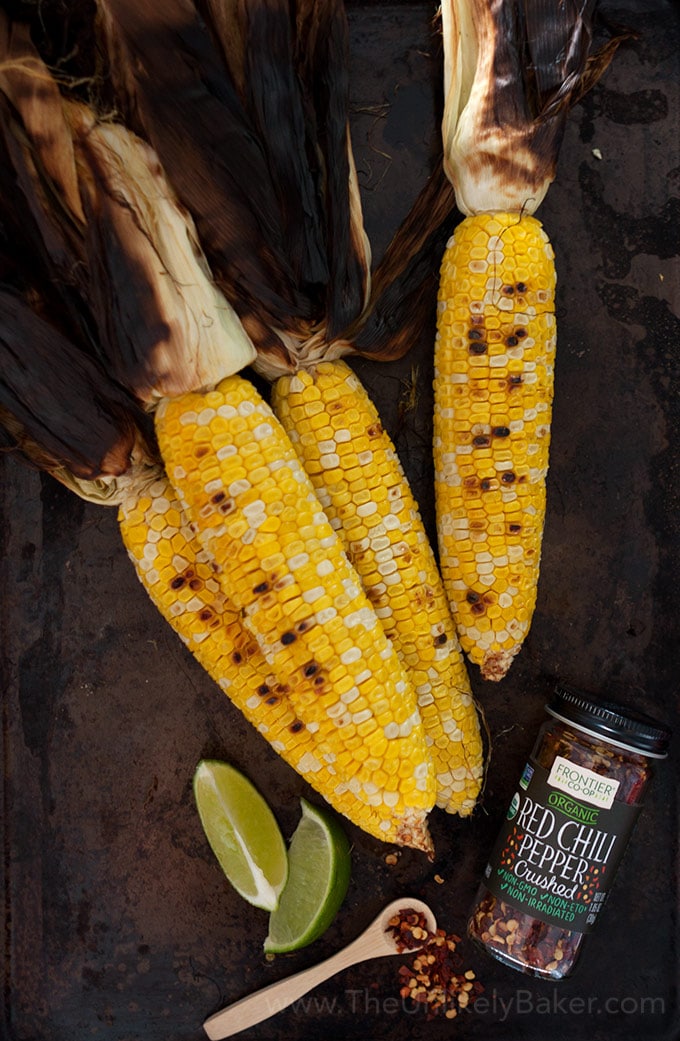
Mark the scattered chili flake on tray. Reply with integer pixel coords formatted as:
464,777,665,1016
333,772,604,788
395,924,484,1019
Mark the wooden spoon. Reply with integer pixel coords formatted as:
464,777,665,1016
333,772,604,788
202,896,437,1039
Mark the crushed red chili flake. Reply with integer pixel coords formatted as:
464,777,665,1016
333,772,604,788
469,892,579,976
385,908,431,952
395,926,484,1019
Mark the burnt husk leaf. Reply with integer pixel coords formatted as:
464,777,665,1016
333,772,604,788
97,0,314,340
351,166,457,361
196,0,246,100
0,105,98,351
0,16,89,302
68,108,257,401
441,0,634,216
0,288,142,478
0,16,84,221
572,15,639,108
236,0,328,300
295,0,368,340
518,0,598,120
518,0,634,122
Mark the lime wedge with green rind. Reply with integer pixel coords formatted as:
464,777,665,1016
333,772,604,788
193,760,288,912
264,798,351,953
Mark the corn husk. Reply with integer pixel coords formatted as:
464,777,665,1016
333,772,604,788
64,102,256,402
0,15,89,307
292,0,371,339
232,0,329,302
96,0,312,350
0,17,83,222
195,0,372,343
441,0,631,216
350,163,457,361
0,288,145,478
1,7,270,408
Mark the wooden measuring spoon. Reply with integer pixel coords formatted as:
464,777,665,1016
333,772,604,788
202,896,437,1039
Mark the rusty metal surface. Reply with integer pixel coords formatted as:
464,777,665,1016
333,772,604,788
1,2,678,1040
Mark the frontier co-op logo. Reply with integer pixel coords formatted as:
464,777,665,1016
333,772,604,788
547,756,620,809
507,756,620,826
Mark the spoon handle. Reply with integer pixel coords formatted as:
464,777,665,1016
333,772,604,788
203,932,385,1040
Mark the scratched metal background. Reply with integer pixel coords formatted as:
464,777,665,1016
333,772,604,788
1,2,678,1039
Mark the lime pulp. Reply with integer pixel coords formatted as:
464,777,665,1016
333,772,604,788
193,760,288,912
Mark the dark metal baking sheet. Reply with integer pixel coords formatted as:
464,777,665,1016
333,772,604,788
1,2,678,1040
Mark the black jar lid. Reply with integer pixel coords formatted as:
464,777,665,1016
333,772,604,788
547,684,672,758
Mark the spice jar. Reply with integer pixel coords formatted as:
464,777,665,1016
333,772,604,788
468,683,671,979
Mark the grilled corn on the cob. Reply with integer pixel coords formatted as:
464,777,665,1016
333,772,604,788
154,373,436,851
435,212,556,680
0,70,437,850
272,358,484,814
435,0,623,679
118,465,433,850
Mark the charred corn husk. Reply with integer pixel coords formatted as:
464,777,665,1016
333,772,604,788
272,358,483,815
155,373,436,851
0,288,142,478
65,103,257,400
0,17,87,294
97,0,315,351
435,0,624,680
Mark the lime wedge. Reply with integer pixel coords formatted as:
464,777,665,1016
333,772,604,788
264,799,351,953
193,760,288,912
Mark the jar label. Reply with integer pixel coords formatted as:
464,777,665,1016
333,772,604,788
546,755,620,809
484,759,641,934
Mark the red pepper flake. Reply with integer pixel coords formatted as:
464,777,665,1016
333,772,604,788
385,908,431,952
396,927,484,1020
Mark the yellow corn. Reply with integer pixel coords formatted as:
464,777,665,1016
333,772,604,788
271,358,484,815
117,466,431,847
434,211,556,681
154,373,436,852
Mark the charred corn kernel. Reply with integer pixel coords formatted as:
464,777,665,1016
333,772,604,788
118,467,431,849
155,374,436,852
434,212,556,681
272,359,484,815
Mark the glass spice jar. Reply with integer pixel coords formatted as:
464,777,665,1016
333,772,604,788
468,683,671,980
